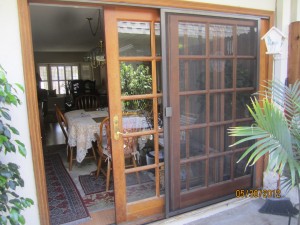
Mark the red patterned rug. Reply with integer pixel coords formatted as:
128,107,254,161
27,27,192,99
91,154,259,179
82,182,156,212
79,171,153,195
44,154,91,225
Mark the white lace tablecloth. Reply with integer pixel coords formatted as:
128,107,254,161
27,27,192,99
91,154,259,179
65,109,108,163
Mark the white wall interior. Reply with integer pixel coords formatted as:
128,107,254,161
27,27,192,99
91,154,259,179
0,0,40,224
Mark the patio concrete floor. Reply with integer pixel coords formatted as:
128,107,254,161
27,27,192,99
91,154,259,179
149,198,298,225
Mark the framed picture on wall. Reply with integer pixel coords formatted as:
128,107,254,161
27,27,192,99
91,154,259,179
80,63,92,80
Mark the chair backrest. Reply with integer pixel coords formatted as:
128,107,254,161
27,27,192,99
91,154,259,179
75,94,100,110
55,104,68,141
95,117,137,158
83,80,96,94
68,80,84,97
96,117,111,156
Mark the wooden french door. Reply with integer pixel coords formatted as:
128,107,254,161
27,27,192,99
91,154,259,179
167,13,258,211
104,6,164,224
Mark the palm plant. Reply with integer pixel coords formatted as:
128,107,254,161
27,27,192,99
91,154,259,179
228,80,300,223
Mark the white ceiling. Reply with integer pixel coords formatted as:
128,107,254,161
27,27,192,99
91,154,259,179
30,4,104,52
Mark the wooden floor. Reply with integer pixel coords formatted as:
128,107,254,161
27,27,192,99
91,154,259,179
43,121,116,225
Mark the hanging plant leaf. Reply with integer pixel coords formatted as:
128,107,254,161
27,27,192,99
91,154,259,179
0,110,11,121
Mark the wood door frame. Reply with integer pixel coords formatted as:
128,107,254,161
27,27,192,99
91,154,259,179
17,0,273,223
104,6,164,223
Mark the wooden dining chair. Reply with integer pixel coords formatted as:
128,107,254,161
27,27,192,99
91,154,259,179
95,117,112,191
95,117,140,191
55,104,97,171
75,94,100,110
55,104,75,171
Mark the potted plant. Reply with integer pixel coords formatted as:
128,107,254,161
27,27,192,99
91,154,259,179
228,80,300,224
0,65,33,224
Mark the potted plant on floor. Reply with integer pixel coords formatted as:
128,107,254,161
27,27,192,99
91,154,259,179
0,65,33,224
228,80,300,225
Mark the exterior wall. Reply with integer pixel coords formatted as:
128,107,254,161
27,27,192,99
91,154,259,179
0,0,40,224
186,0,275,10
1,0,277,224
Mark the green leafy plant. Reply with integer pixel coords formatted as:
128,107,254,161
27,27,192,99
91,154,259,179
0,65,34,225
120,62,152,112
228,80,300,224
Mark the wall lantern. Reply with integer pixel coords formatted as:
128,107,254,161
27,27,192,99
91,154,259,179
261,26,286,55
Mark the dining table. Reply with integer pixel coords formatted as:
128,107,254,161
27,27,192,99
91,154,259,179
64,108,108,163
64,108,152,163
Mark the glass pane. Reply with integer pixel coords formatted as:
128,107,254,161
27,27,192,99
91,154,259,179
59,81,66,94
209,24,233,56
181,161,206,191
118,21,151,56
122,104,153,131
209,125,227,153
155,23,161,56
156,61,162,93
120,62,152,96
39,66,48,81
58,66,65,80
180,128,206,159
178,22,206,55
51,67,58,80
180,60,206,91
234,152,251,178
65,66,72,80
40,81,48,90
210,93,232,122
72,66,79,79
123,134,161,168
126,169,156,203
190,161,206,189
210,60,233,89
237,26,257,56
209,124,233,152
140,136,164,166
209,156,231,184
225,123,234,151
159,164,165,193
236,92,252,119
158,97,163,130
237,60,256,88
52,81,58,93
180,95,206,125
180,164,187,191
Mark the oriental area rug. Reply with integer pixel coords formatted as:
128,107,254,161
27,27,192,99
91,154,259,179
79,171,157,212
44,154,91,225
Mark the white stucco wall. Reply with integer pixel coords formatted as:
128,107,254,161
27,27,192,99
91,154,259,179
0,0,40,225
189,0,275,11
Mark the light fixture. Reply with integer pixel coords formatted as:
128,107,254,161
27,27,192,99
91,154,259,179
261,26,286,55
84,10,106,68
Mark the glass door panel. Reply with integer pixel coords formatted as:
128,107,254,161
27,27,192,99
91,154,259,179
104,7,162,223
168,13,257,212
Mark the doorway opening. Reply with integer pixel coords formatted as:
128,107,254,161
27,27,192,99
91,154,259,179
30,4,115,225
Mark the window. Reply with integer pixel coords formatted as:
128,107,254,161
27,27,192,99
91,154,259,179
38,64,79,94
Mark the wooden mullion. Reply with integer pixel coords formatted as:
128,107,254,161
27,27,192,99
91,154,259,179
121,93,158,100
204,21,210,188
219,33,225,180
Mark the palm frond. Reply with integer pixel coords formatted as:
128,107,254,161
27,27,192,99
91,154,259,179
259,80,300,127
229,97,300,186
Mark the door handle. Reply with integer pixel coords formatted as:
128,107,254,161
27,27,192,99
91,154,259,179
113,115,128,140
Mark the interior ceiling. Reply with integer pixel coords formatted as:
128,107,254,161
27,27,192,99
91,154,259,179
30,5,104,52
